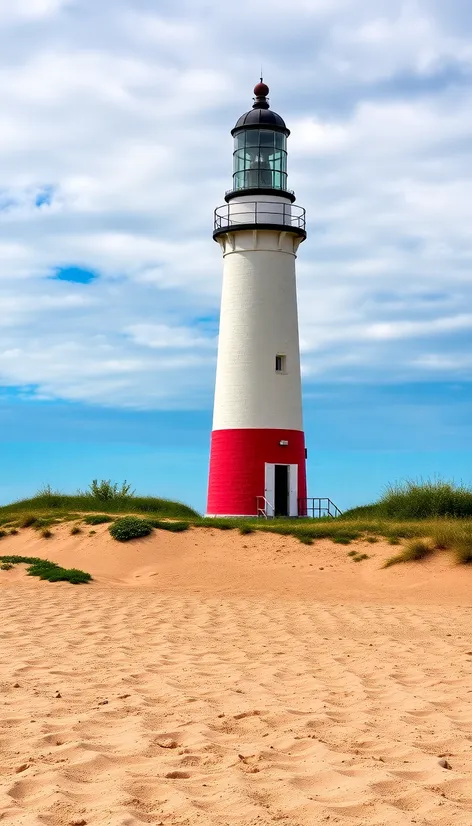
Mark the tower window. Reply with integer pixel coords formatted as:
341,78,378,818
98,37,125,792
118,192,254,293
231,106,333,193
275,354,286,373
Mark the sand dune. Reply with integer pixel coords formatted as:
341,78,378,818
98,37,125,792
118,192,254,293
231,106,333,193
0,525,471,825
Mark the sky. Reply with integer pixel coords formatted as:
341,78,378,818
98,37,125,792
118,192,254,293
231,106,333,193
0,0,472,512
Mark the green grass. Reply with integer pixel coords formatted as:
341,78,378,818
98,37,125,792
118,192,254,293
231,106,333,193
384,539,434,568
147,519,190,533
83,514,115,525
0,555,91,584
0,493,198,521
344,479,472,519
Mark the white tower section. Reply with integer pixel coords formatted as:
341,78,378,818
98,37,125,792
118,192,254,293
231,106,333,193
213,216,304,431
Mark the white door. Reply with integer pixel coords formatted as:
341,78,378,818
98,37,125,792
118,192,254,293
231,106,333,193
264,463,275,517
289,464,298,517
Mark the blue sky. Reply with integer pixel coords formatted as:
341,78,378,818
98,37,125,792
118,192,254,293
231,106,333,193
0,0,471,513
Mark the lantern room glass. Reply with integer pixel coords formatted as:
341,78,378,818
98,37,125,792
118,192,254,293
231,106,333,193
232,130,287,192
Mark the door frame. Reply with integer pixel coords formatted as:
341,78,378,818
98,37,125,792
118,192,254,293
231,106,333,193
265,463,298,517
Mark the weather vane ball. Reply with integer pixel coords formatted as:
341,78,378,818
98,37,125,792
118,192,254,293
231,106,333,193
254,81,269,97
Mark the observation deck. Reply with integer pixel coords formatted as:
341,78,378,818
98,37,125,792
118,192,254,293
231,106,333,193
213,200,306,242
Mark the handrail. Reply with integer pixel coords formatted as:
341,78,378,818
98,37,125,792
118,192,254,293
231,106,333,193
256,495,274,519
298,498,343,519
214,201,306,233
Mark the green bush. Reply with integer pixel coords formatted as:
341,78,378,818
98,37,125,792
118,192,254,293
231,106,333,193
109,517,153,542
70,525,82,535
41,528,53,539
85,479,135,501
1,562,13,570
83,514,114,525
239,525,254,535
298,533,313,545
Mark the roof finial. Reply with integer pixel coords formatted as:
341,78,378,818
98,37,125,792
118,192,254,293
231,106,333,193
253,78,270,110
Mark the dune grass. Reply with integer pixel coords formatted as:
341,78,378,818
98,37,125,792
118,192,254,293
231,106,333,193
383,539,434,568
0,555,91,584
0,485,198,524
344,479,472,520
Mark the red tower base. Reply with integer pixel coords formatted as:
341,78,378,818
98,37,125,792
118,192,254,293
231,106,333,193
206,428,307,517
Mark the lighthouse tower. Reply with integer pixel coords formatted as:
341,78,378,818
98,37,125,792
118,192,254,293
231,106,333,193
207,81,307,518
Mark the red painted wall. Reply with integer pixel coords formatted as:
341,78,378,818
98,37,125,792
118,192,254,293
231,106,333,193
207,428,307,516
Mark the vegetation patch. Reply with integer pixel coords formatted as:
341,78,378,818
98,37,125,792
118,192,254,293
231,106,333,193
344,479,472,520
109,517,153,542
83,514,114,525
40,528,53,539
454,537,472,565
147,519,190,533
70,525,82,535
0,555,91,584
384,539,434,568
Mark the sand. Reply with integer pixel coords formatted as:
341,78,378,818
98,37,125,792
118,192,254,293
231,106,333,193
0,525,471,825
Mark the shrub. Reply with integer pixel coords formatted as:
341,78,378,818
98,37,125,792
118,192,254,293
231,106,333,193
388,536,400,545
298,534,313,545
1,563,13,570
83,514,114,525
239,525,254,535
41,528,53,539
0,530,6,539
109,517,153,542
9,528,18,536
347,550,357,557
70,525,82,535
355,553,369,562
384,539,433,568
147,519,189,533
366,537,378,544
86,479,135,500
333,537,352,545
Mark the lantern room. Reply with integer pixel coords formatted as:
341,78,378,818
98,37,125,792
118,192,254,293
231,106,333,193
228,81,292,200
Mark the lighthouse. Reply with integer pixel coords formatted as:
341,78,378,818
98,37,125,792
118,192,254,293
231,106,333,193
206,81,307,518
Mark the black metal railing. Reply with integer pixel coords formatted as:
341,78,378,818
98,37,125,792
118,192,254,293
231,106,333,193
298,498,343,519
214,201,306,234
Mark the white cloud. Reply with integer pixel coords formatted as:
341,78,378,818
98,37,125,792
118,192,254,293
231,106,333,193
0,0,471,408
0,0,71,22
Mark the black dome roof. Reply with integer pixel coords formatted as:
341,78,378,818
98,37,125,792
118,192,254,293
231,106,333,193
231,82,290,136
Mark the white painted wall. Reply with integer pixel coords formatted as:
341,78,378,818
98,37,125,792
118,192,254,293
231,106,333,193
212,228,304,431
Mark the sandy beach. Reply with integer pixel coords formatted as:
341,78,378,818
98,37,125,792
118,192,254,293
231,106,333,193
1,524,472,825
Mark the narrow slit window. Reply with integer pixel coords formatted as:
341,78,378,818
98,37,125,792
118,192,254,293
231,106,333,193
275,354,286,373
